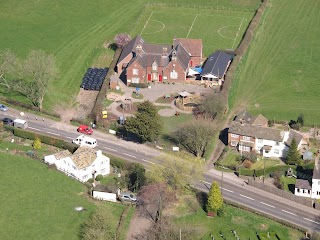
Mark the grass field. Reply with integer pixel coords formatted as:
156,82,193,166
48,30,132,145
131,5,254,56
229,0,320,125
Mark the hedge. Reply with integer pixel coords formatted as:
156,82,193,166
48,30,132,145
129,83,148,88
239,165,296,177
12,128,78,153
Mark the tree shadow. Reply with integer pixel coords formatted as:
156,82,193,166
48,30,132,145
195,190,208,212
288,184,295,194
108,43,118,51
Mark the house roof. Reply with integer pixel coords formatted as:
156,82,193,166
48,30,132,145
313,158,320,179
173,38,202,57
136,53,170,68
234,110,254,124
93,184,116,193
295,179,311,190
285,129,304,146
71,147,98,170
143,43,172,55
172,43,190,70
118,35,144,63
303,151,314,160
229,121,284,142
251,114,268,126
53,150,72,160
201,50,232,78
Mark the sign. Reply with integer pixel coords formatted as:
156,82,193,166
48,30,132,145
172,146,179,152
136,87,140,92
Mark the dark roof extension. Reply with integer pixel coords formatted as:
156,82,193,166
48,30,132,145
171,43,190,70
201,50,232,78
118,35,144,63
285,129,304,146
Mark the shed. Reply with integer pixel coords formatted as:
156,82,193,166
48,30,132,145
92,185,118,202
303,151,314,161
13,119,28,129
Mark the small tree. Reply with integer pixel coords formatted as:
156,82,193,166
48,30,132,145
114,33,131,48
0,49,17,89
197,93,225,120
128,163,146,192
286,138,301,165
33,137,42,149
206,181,223,214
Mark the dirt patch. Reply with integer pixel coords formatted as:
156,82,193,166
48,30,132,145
158,108,176,117
259,223,269,230
116,105,137,114
107,92,122,101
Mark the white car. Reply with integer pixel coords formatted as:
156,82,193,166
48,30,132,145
0,104,8,112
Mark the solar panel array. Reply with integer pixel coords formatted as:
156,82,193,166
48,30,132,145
80,68,108,91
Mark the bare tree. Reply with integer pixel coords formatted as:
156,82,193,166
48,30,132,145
173,118,216,157
197,93,226,119
114,33,131,48
15,50,58,111
0,49,17,89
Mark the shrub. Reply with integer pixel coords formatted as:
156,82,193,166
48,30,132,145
87,178,94,183
243,160,252,169
33,137,42,149
110,156,125,170
95,174,103,181
129,83,147,88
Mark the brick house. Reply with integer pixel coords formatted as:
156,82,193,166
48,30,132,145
173,38,202,67
116,35,202,86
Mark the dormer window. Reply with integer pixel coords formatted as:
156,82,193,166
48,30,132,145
136,44,142,54
172,50,177,61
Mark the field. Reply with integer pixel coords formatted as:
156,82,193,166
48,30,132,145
131,4,255,56
229,0,320,125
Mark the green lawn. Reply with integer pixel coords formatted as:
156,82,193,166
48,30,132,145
175,203,304,239
229,0,320,125
0,152,95,239
281,176,296,192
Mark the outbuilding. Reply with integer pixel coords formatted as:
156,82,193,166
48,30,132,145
13,119,28,129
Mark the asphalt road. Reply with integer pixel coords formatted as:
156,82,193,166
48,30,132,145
2,109,320,232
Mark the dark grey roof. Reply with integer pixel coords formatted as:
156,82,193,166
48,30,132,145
234,110,254,124
93,184,117,193
201,50,232,78
229,121,284,142
295,179,311,190
118,35,144,63
172,43,190,70
137,53,170,68
285,129,304,146
313,159,320,179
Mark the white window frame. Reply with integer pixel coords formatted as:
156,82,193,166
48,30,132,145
231,134,238,138
243,136,251,141
132,77,139,83
230,141,238,147
258,139,263,144
152,63,157,71
170,70,178,79
274,149,279,154
132,69,138,75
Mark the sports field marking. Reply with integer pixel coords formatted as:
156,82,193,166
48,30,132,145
141,11,154,34
142,19,165,34
217,25,237,40
186,14,198,38
232,16,245,49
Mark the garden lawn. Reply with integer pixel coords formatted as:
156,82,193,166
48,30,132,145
281,176,296,192
0,152,94,239
229,0,320,125
159,109,194,135
175,204,304,239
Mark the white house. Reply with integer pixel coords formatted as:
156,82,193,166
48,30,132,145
44,147,110,182
294,179,311,198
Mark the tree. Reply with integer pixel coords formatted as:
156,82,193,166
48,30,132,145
147,154,203,191
286,138,301,165
114,33,131,48
0,49,17,89
14,50,58,111
128,163,146,192
206,181,223,214
197,93,225,119
33,137,42,149
125,101,163,142
138,183,176,224
173,118,216,157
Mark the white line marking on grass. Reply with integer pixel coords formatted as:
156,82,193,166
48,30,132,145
303,218,320,225
186,14,198,38
240,194,254,200
281,210,297,216
217,25,237,40
141,159,155,164
123,153,137,158
142,20,165,34
103,147,117,152
28,127,41,131
141,11,154,35
260,202,275,208
232,16,245,49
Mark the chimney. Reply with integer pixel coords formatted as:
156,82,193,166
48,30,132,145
162,47,167,57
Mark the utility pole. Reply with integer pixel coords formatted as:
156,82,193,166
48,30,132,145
263,158,266,183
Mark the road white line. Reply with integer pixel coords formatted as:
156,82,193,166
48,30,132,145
202,181,211,185
240,194,254,201
103,147,117,152
141,159,155,165
260,202,275,208
122,153,137,158
28,127,41,131
281,210,297,216
222,188,233,193
47,131,60,136
303,218,320,225
65,136,73,140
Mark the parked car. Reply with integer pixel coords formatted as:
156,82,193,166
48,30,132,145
0,104,8,112
2,118,14,126
72,135,97,148
119,193,137,203
77,125,93,135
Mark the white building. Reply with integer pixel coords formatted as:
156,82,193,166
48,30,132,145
44,147,110,182
92,185,119,202
294,179,311,198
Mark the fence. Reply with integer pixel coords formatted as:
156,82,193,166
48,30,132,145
248,178,314,208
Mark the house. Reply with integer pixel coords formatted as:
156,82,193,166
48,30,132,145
200,50,233,86
116,35,203,85
234,110,268,127
44,147,110,182
294,179,312,198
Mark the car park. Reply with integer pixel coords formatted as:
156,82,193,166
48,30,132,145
2,118,14,126
0,104,8,112
77,125,93,135
118,193,137,203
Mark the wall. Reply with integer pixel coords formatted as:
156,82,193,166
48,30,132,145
92,191,117,202
163,61,186,83
295,188,311,198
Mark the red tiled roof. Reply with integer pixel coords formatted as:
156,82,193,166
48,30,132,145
173,38,202,57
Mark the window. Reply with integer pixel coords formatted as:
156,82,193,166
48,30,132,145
231,134,238,138
308,190,311,194
317,191,320,195
72,166,76,170
152,63,157,71
243,136,251,141
101,168,105,173
297,189,300,192
239,145,250,152
132,77,139,83
132,69,138,75
170,70,178,79
302,189,305,193
274,149,279,154
230,141,238,147
100,161,104,165
276,141,280,146
258,139,263,144
318,180,320,185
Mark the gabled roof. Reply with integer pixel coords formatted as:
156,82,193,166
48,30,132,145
285,129,304,146
143,43,171,55
136,54,170,68
171,43,190,70
251,114,268,126
70,147,98,169
295,179,311,190
229,121,284,142
234,110,254,124
313,158,320,179
53,150,72,160
201,50,232,78
173,38,202,57
118,35,144,63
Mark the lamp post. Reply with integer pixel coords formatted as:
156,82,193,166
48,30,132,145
263,157,266,183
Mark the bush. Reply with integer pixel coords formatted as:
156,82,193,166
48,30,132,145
217,207,225,217
240,165,296,177
95,174,103,181
129,83,147,88
33,137,42,149
110,156,126,170
243,159,252,169
87,178,94,183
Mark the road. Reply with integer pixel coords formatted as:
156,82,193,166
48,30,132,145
2,109,320,232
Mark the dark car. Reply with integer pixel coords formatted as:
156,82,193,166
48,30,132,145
3,118,14,126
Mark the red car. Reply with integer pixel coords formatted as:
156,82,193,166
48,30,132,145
77,125,93,135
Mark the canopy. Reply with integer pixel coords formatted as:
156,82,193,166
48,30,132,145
187,68,200,76
178,91,191,97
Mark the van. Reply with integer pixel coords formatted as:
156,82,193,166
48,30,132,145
13,119,28,129
72,135,97,148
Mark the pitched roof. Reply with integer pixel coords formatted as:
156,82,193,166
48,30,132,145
173,38,202,57
53,150,72,160
234,110,254,124
251,114,268,126
118,35,145,63
201,50,232,78
171,43,190,70
295,179,311,190
136,53,170,68
285,129,304,146
229,121,284,142
143,43,172,55
313,158,320,179
71,147,98,169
